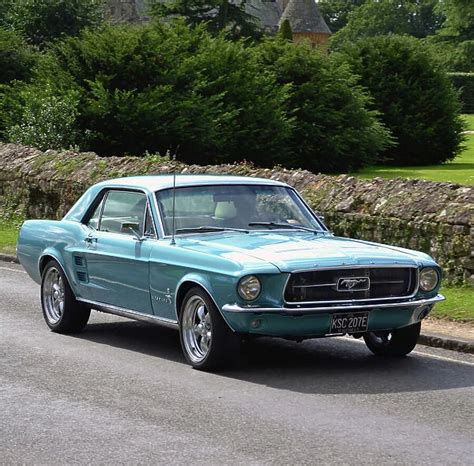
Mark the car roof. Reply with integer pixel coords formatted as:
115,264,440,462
95,174,289,191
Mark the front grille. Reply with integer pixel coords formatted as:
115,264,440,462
284,267,417,303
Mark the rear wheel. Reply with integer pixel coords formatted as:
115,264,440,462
41,259,90,333
179,287,241,371
363,322,421,357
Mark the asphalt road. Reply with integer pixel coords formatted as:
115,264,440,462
1,262,473,465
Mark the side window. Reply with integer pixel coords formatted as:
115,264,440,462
87,198,104,230
99,191,147,236
144,206,156,238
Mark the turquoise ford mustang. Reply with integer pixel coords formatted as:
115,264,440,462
17,175,444,370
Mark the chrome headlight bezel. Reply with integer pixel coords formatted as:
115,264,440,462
238,275,261,301
419,267,439,292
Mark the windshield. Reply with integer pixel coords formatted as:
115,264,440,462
155,184,324,236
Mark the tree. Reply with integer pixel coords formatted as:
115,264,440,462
256,39,391,173
6,0,104,47
338,35,464,166
427,0,474,71
12,23,290,162
437,0,474,41
149,0,261,40
0,28,37,83
0,0,14,28
318,0,366,33
331,0,445,48
279,19,293,41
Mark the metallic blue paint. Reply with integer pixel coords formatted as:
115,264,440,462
17,175,444,338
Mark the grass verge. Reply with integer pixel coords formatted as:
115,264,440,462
0,221,19,255
353,114,474,185
431,287,474,323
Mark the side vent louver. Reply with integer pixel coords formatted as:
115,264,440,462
74,255,88,282
76,271,88,282
74,255,85,266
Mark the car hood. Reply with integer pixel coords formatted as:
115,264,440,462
178,232,428,273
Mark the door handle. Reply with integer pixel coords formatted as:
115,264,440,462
84,236,97,244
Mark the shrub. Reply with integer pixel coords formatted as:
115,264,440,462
330,0,444,49
8,22,396,173
256,39,391,172
27,23,291,164
0,28,37,83
6,0,104,47
449,72,474,113
7,84,80,150
338,35,464,165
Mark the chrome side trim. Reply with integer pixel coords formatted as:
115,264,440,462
283,266,420,305
77,298,179,330
222,294,445,314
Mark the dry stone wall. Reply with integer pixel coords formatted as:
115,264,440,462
1,143,472,285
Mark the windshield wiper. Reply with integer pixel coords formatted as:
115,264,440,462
175,226,249,234
248,222,319,233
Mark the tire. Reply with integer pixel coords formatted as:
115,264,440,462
363,322,421,357
179,287,241,371
41,259,90,334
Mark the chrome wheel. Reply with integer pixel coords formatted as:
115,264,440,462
182,296,212,363
42,267,65,324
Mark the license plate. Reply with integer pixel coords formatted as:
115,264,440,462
330,312,369,334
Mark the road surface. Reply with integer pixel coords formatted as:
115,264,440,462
1,262,473,464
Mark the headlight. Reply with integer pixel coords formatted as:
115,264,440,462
419,268,439,292
238,275,261,301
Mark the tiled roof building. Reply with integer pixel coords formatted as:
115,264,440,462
105,0,331,46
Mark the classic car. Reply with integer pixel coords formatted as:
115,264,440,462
17,175,444,370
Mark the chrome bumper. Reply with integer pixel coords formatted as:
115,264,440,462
222,294,445,314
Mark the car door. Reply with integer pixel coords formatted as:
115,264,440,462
80,189,155,314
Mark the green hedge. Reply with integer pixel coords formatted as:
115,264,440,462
449,72,474,114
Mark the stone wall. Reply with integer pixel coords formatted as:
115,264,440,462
1,143,472,285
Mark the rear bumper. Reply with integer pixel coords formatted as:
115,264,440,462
222,294,445,314
221,294,444,337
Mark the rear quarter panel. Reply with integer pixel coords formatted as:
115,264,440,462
17,219,87,291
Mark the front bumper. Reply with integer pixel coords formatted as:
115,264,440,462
222,294,445,314
221,294,445,337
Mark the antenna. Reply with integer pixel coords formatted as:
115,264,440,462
170,156,177,246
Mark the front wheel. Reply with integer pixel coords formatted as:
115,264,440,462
41,259,90,334
363,322,421,357
179,287,241,371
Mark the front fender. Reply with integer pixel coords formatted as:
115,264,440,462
175,272,240,331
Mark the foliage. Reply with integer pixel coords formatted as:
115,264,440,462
17,23,290,163
0,28,37,83
5,0,104,47
331,0,445,48
427,0,474,71
256,39,391,173
149,0,261,40
7,84,80,151
338,35,465,166
448,73,474,113
437,0,474,41
318,0,366,33
0,0,13,28
278,19,293,41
